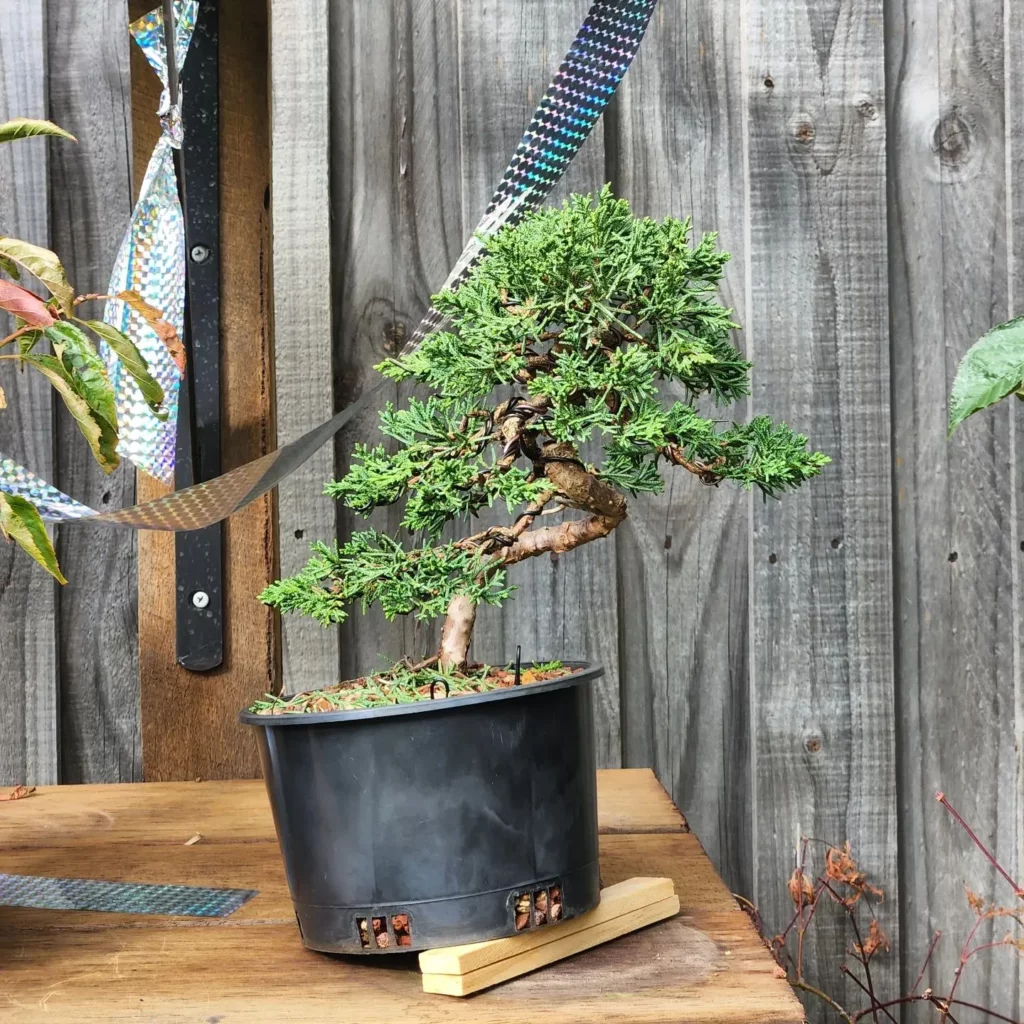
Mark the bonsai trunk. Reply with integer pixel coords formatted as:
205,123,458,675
439,595,477,671
436,442,627,672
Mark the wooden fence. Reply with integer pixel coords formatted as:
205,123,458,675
3,0,1023,1018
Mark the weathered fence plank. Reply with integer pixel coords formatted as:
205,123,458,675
745,0,897,1016
270,0,338,692
135,0,277,780
46,0,139,784
456,0,622,766
611,0,753,891
0,0,57,787
329,0,465,683
888,0,1022,1016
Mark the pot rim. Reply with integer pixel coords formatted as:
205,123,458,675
239,659,601,727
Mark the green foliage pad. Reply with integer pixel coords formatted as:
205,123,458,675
263,189,828,634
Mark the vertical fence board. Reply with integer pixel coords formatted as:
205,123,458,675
610,0,752,890
746,0,897,1015
330,0,464,682
0,0,57,787
270,0,337,692
136,0,276,781
888,0,1021,1015
46,0,139,783
456,0,621,766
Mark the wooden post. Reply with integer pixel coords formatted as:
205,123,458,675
133,0,277,780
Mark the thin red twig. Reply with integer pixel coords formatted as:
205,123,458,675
937,792,1024,898
911,930,942,995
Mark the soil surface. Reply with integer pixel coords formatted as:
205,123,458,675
249,661,573,715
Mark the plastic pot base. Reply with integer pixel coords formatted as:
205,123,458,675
241,662,602,954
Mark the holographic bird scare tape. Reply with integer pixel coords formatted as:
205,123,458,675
0,0,659,533
0,872,257,917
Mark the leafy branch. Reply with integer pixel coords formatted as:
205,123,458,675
0,118,181,582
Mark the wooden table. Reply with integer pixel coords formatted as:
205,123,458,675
0,769,802,1023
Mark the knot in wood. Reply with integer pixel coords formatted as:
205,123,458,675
934,108,972,167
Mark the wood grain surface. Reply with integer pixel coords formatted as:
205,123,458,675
0,769,802,1023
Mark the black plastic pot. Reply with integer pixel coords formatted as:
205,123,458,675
240,661,601,954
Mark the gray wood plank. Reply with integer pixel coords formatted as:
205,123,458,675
270,0,339,692
888,0,1022,1017
47,0,140,783
610,0,752,892
746,0,897,1016
330,0,464,682
0,0,58,787
456,0,621,767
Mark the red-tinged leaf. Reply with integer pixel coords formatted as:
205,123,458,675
0,237,74,315
0,279,55,327
116,290,185,373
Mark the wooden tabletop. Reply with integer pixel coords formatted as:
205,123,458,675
0,769,801,1023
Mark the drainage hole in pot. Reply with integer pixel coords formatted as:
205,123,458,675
356,917,370,948
550,885,563,922
533,889,548,926
514,892,532,931
391,913,412,947
372,917,389,948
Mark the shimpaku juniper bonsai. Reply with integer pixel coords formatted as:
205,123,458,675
262,188,828,687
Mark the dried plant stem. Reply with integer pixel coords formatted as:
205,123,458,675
911,930,942,995
937,792,1024,898
791,978,853,1022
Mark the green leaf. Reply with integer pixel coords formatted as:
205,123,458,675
0,254,20,280
0,237,74,315
0,118,76,144
0,491,66,583
949,317,1024,433
80,318,166,419
45,322,118,431
24,353,119,472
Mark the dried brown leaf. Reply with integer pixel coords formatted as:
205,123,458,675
788,867,816,907
825,842,884,904
853,919,890,959
0,784,36,802
115,290,185,373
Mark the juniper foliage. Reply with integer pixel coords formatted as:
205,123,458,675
261,188,828,631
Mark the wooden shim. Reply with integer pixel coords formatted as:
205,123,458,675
419,877,675,976
46,0,139,784
745,0,897,1015
888,0,1022,1014
135,0,276,779
610,0,752,892
0,0,58,787
422,896,680,996
269,0,338,691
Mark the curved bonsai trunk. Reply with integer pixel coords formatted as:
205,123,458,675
436,442,627,672
439,594,477,671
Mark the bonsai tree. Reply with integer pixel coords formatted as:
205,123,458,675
262,188,828,680
0,118,174,581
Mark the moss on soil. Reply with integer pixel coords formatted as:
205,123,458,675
249,660,570,715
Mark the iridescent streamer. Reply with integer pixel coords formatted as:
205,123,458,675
100,0,198,484
0,0,659,531
0,872,256,918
